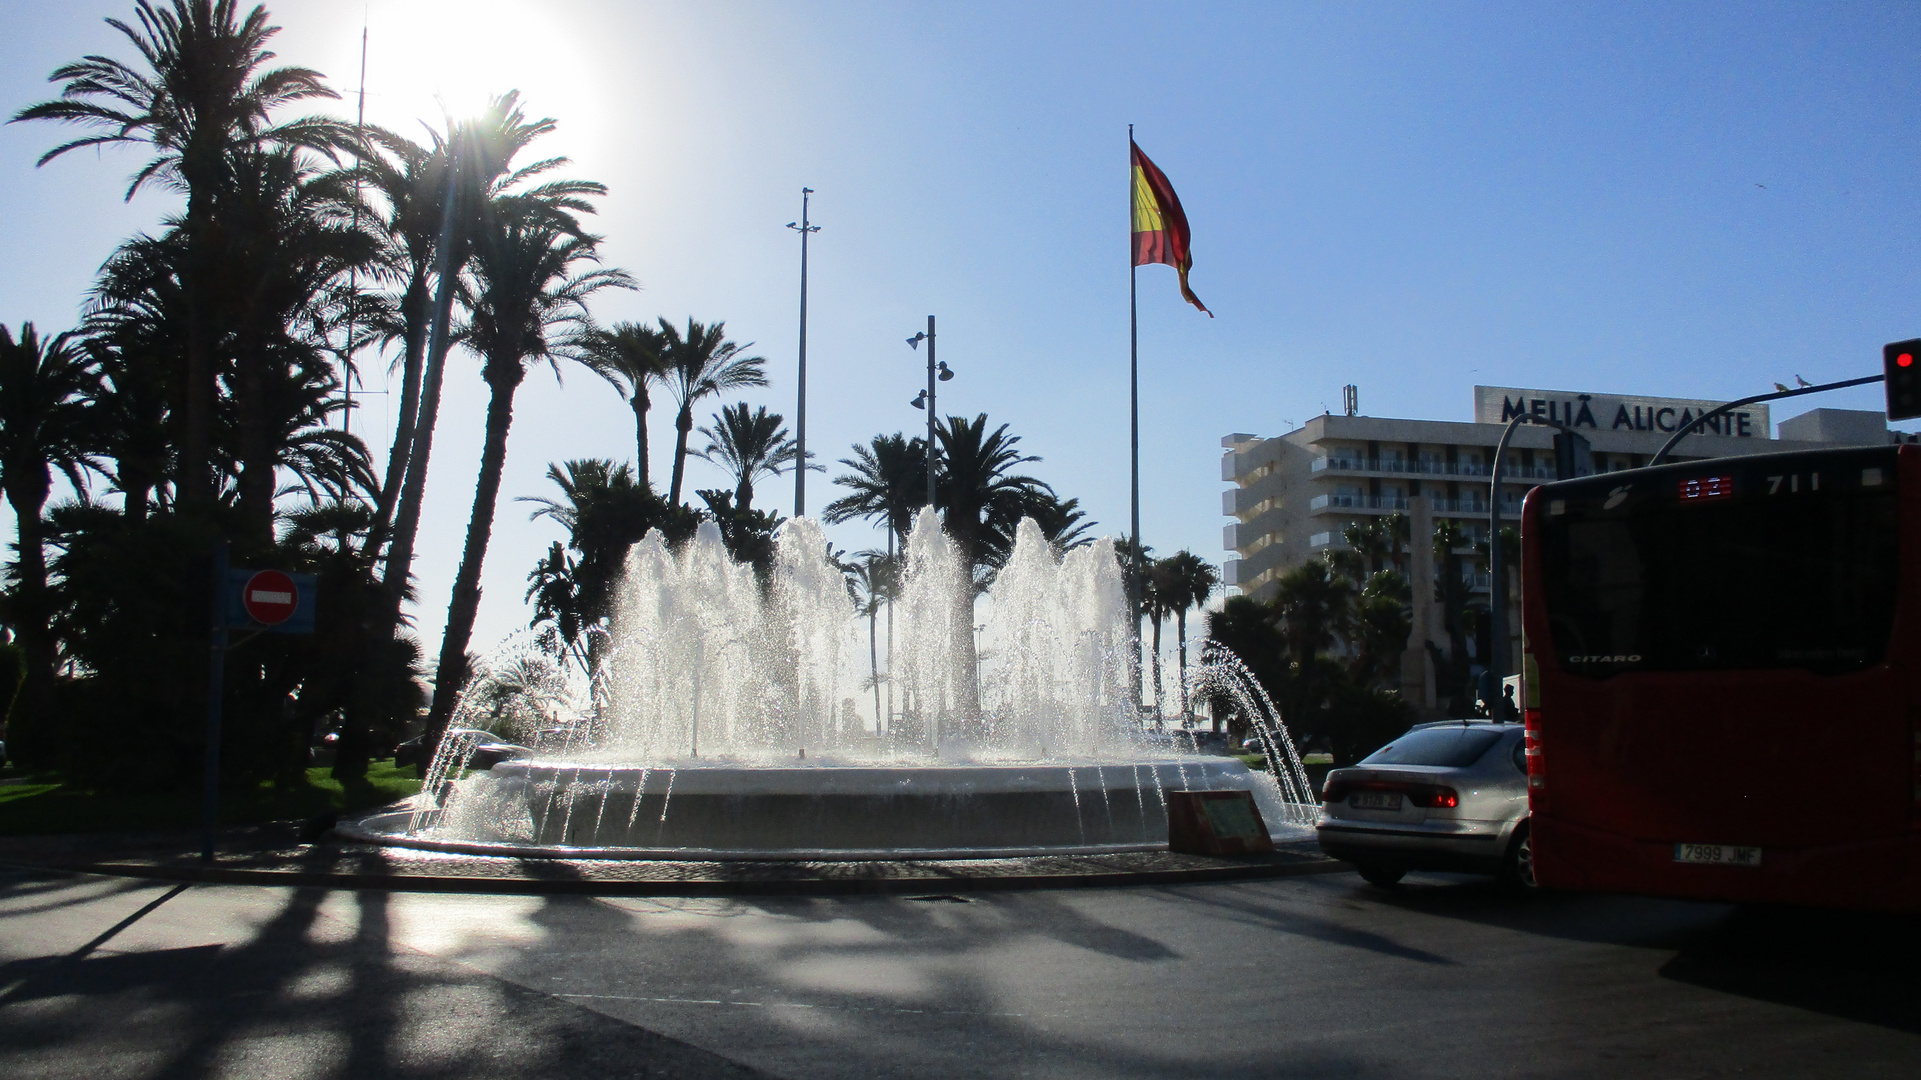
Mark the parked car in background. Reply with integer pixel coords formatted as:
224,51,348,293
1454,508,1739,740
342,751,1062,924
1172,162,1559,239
393,728,532,772
1315,720,1533,889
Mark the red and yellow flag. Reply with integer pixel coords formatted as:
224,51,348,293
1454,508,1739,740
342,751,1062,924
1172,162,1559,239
1131,141,1210,316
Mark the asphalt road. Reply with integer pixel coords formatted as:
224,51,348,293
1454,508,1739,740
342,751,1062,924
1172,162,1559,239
1,865,1916,1079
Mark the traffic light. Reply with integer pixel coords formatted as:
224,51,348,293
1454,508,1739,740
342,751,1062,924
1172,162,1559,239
1552,430,1592,480
1885,338,1921,421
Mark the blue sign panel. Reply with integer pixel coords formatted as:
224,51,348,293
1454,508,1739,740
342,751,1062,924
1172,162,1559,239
222,568,318,634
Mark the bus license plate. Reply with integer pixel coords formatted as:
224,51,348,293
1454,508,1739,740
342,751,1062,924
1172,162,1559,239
1673,843,1762,867
1351,792,1401,810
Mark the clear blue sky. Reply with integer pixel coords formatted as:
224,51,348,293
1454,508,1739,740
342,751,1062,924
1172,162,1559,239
3,1,1919,655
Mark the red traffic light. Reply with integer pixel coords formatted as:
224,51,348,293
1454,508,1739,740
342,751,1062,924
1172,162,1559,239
1886,338,1921,420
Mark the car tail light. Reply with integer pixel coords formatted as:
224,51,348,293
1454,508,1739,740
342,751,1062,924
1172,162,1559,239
1322,779,1348,805
1410,785,1459,809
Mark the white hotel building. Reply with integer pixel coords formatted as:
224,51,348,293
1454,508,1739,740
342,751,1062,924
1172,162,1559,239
1221,385,1892,603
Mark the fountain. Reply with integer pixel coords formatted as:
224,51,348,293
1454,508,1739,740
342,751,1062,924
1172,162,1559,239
344,510,1316,860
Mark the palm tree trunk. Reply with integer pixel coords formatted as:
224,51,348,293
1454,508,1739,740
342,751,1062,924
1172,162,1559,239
5,469,54,697
668,401,693,506
632,386,650,490
180,190,215,511
869,605,882,735
235,333,276,545
884,528,895,733
1176,609,1190,721
372,272,431,547
1150,612,1164,719
382,265,461,615
425,364,523,740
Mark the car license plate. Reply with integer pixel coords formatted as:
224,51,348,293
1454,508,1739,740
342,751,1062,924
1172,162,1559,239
1350,791,1402,810
1672,843,1762,867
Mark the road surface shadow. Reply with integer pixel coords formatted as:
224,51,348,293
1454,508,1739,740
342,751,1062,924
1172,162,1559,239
1658,903,1921,1034
0,871,781,1080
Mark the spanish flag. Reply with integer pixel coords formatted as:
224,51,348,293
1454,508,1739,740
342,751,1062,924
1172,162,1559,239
1131,140,1210,316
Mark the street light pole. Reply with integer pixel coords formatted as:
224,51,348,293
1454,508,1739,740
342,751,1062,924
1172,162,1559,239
907,318,950,507
788,189,820,518
923,316,937,505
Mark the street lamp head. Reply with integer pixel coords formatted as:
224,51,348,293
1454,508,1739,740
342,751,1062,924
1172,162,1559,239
937,361,955,382
786,222,796,228
906,332,926,350
802,187,814,195
910,390,928,409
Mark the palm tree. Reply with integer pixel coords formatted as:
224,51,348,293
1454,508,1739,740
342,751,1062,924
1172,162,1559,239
209,148,379,541
845,552,899,733
657,318,766,507
0,324,100,700
1143,557,1174,718
1021,492,1096,555
1274,558,1355,663
572,321,669,488
1111,535,1154,706
695,402,803,513
384,92,608,619
352,124,452,539
932,413,1053,719
824,432,929,555
1155,550,1219,720
13,0,350,509
424,191,631,740
933,413,1052,580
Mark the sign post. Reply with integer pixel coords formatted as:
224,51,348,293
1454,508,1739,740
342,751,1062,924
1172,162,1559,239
201,553,318,863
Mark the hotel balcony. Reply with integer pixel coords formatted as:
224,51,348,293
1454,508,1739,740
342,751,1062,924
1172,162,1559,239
1310,456,1557,481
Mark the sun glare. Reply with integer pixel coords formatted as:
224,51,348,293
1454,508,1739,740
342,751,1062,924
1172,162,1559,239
357,0,599,139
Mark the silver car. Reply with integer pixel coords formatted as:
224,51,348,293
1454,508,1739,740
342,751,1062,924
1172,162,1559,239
1315,720,1534,889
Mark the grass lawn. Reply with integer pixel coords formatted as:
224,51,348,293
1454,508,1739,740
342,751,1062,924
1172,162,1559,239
0,759,421,837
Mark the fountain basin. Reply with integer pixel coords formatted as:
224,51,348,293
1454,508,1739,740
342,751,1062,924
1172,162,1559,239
345,755,1307,861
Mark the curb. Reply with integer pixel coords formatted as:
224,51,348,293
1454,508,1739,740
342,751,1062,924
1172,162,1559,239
2,853,1349,898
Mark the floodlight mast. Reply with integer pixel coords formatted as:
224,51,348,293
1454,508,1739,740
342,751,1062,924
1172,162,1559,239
787,189,820,517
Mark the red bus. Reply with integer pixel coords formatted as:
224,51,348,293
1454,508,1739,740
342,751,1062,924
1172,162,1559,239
1520,443,1920,911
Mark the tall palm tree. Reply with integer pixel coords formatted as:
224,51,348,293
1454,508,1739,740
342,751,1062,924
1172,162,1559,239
657,319,766,507
1020,492,1096,555
1156,550,1219,720
933,413,1052,580
1143,558,1175,718
695,402,802,513
0,324,100,700
572,321,669,488
352,124,451,539
845,552,898,733
824,432,929,555
933,413,1053,718
210,147,379,541
424,194,631,740
84,235,182,522
383,92,609,620
519,459,641,672
13,0,349,509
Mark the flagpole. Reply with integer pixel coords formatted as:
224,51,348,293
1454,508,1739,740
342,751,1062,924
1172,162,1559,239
1128,123,1144,715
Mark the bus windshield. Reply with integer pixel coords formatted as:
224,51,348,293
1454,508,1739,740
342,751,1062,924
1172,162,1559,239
1536,447,1900,676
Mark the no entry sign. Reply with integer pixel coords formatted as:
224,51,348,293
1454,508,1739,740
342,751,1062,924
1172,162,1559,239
222,566,317,633
241,570,299,625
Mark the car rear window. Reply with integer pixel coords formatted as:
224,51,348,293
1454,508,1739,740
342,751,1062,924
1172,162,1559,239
1361,727,1505,768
